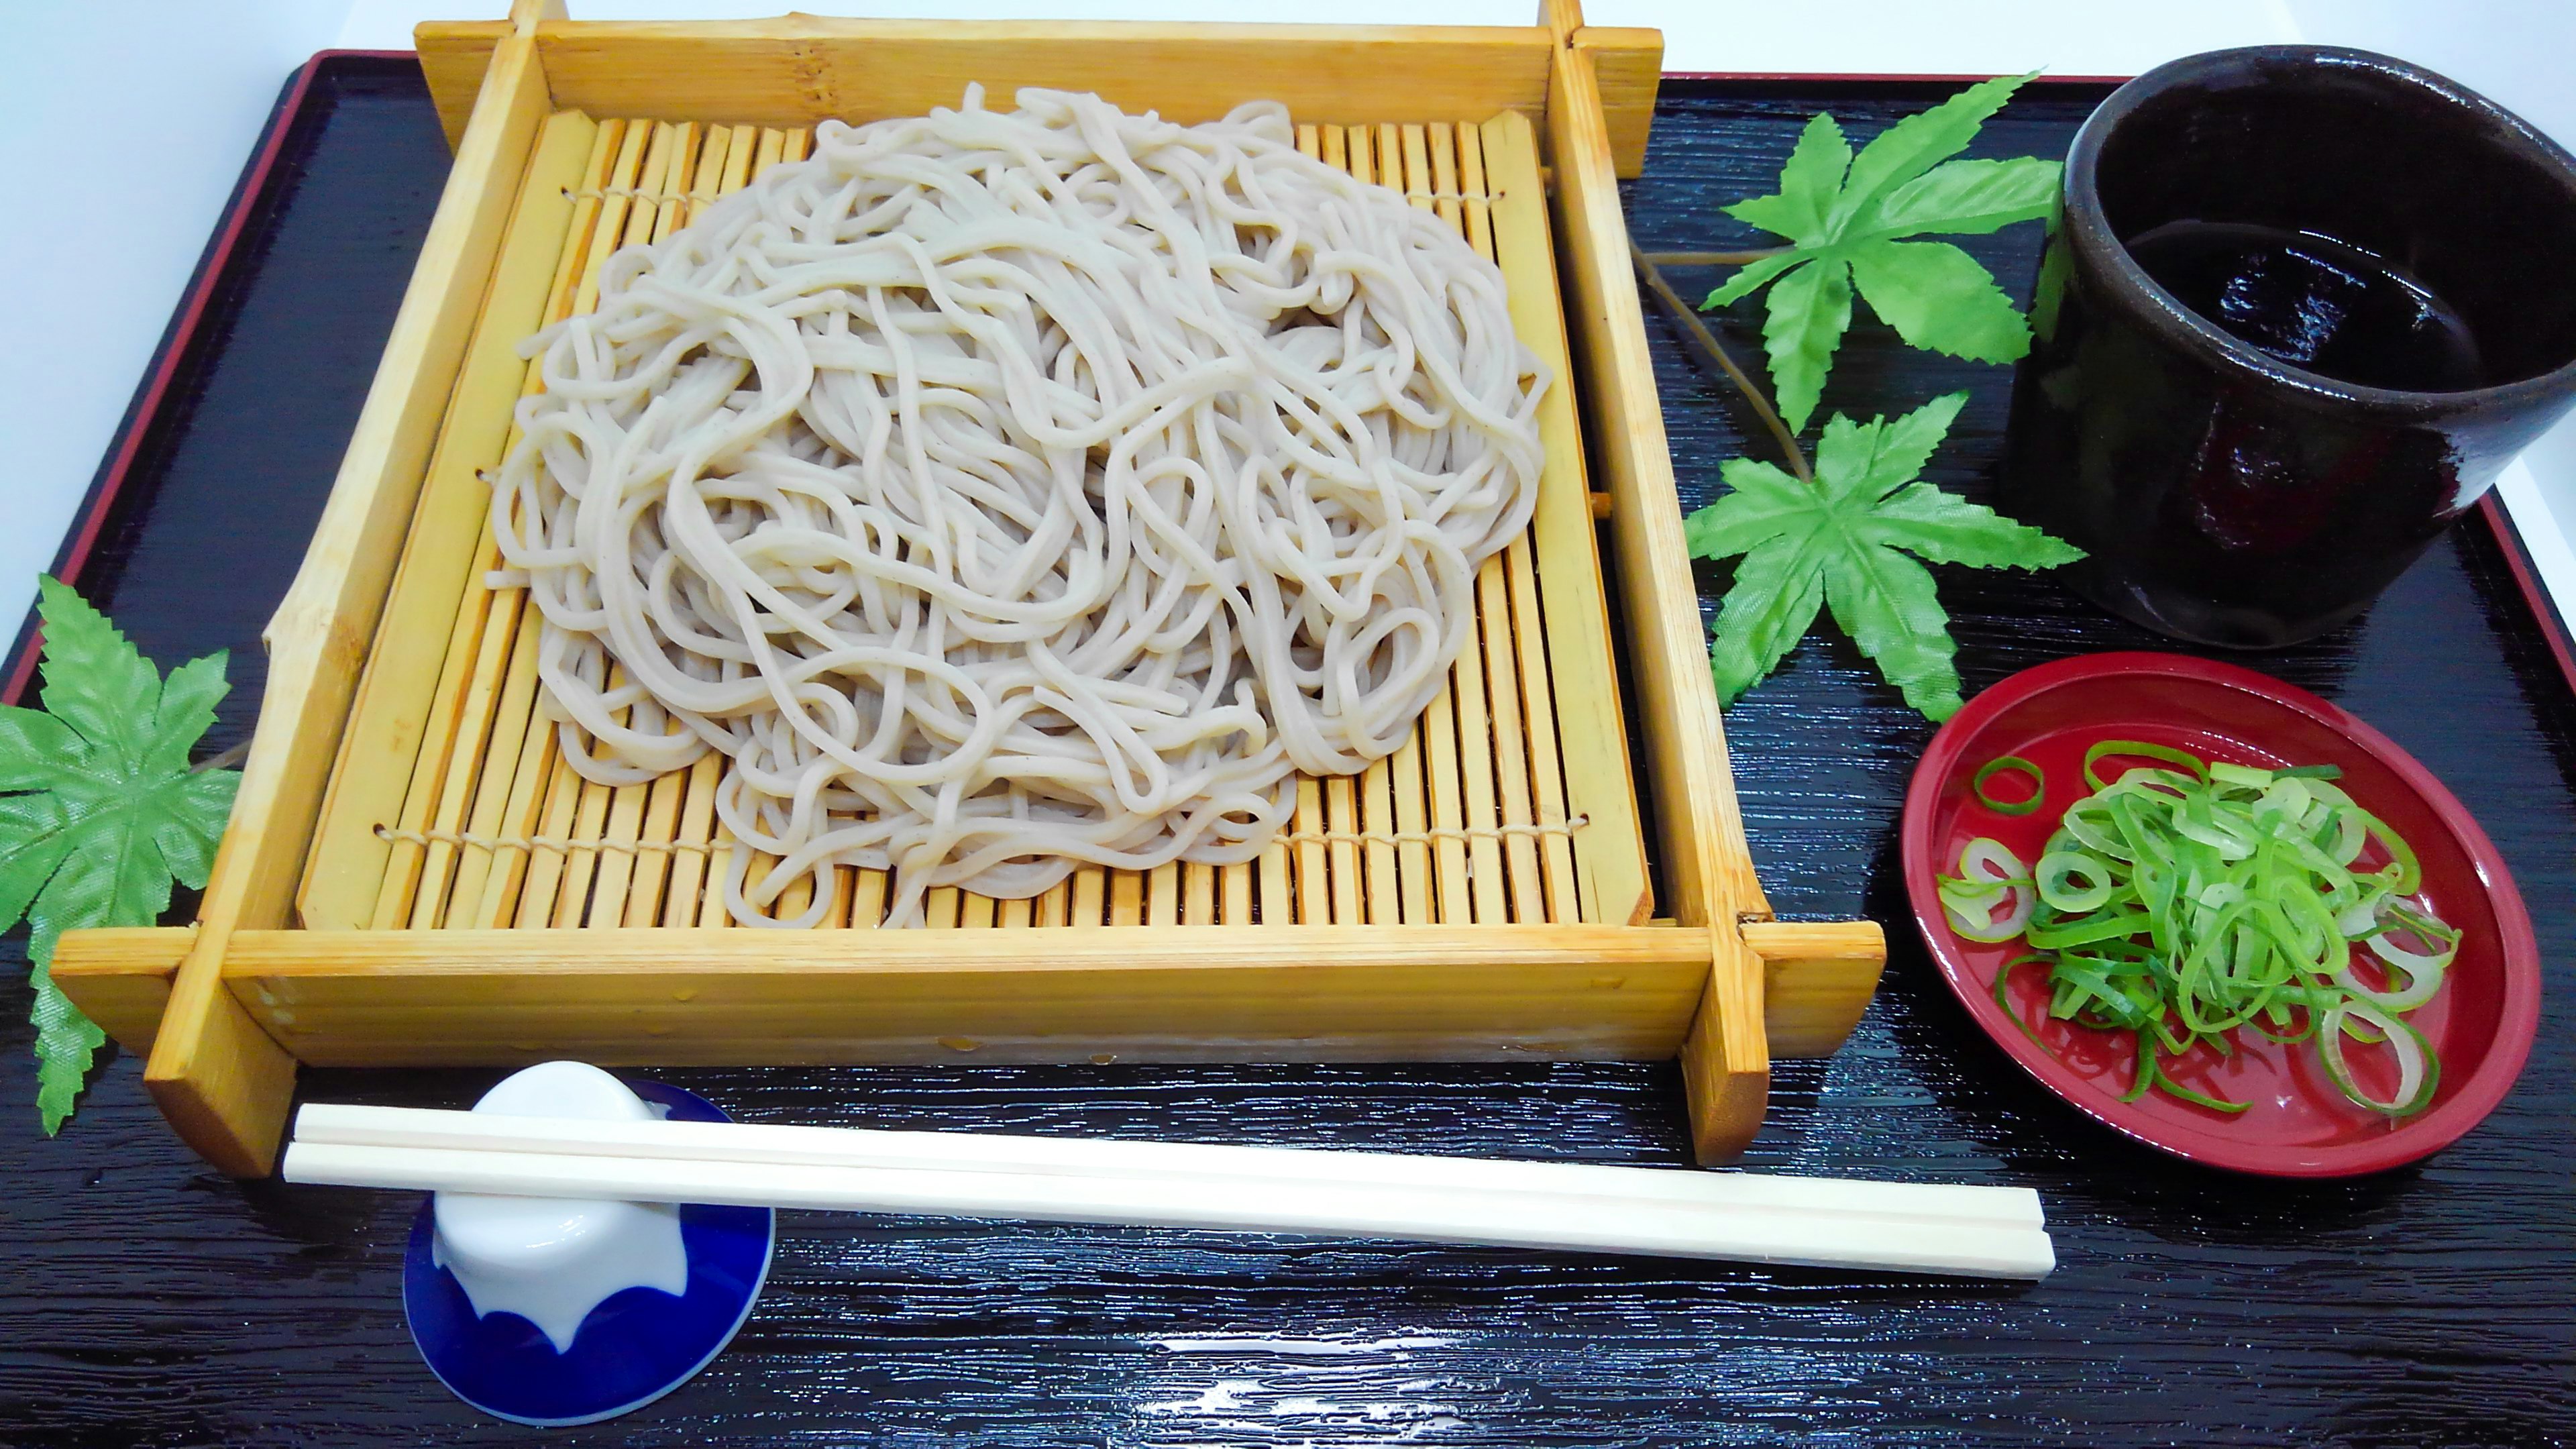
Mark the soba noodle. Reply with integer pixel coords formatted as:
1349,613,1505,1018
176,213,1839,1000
492,87,1546,927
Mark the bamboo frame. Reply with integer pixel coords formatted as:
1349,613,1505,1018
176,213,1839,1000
58,918,1883,1079
52,2,1885,1176
413,16,1668,177
1540,9,1782,1161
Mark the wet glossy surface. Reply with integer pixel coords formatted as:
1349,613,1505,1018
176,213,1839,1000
2123,219,2486,392
1,68,2571,1447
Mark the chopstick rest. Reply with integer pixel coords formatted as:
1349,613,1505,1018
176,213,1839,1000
287,1066,2054,1283
430,1062,689,1354
386,1063,773,1428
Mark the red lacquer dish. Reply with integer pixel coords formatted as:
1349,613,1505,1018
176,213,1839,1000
1901,653,2540,1177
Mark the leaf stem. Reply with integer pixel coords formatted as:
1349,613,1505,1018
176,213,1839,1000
1639,247,1790,266
1631,244,1813,484
193,740,250,773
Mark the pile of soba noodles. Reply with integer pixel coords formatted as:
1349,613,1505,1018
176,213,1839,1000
491,86,1546,927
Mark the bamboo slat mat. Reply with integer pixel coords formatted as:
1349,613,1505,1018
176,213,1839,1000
305,111,1636,932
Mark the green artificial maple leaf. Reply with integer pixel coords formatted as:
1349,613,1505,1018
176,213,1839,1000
1699,73,2062,433
1684,394,2084,720
1,578,238,1132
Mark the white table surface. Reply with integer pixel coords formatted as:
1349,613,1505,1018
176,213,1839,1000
7,1,2574,639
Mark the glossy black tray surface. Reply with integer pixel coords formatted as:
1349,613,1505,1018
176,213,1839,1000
1,62,2568,1447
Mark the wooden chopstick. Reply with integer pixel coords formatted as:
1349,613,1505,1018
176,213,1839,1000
293,1104,2042,1228
282,1140,2051,1278
282,1108,2053,1279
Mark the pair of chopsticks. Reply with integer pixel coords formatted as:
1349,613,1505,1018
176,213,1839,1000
283,1106,2055,1279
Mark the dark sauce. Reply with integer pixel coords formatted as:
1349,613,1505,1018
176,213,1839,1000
2124,219,2486,392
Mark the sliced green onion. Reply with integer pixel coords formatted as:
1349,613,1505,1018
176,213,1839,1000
1992,953,2049,1045
1942,880,2034,943
2035,849,2116,912
2058,800,2127,859
2350,807,2421,894
1930,741,2458,1120
2317,1000,2439,1116
2082,739,2208,792
2121,1029,2160,1101
1957,837,2029,885
2151,1071,2251,1115
2027,910,2155,949
1972,755,2047,815
2339,912,2459,1011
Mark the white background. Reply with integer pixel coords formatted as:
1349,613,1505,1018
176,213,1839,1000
7,2,2576,639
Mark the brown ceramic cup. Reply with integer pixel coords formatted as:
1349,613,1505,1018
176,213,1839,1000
2002,46,2576,649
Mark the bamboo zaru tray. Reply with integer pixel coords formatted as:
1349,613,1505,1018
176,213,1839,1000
333,113,1640,938
51,0,1886,1177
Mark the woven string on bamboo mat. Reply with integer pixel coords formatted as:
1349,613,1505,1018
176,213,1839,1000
374,816,1592,857
563,184,1503,205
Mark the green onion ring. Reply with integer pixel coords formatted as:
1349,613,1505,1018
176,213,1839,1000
1972,755,2047,815
2035,849,2116,912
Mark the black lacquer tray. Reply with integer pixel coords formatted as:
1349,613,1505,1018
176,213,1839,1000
1,60,2569,1447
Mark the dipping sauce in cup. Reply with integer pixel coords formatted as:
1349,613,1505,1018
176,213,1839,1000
2002,46,2576,649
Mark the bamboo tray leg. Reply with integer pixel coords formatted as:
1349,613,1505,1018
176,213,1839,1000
1681,930,1769,1164
1685,921,1887,1158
